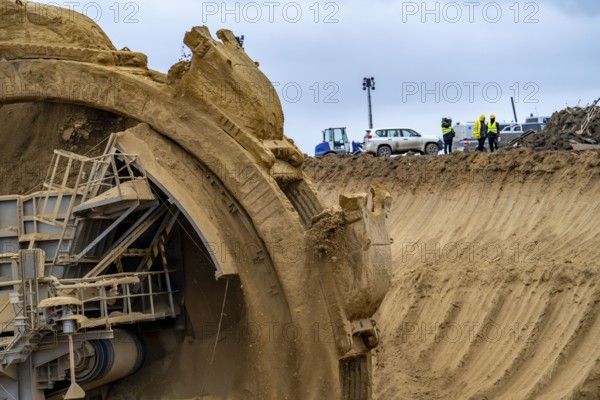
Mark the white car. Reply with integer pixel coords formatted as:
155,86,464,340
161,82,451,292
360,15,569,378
363,128,441,157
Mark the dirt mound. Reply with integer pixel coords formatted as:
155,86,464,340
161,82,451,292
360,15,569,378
523,103,600,151
304,152,600,399
0,102,138,195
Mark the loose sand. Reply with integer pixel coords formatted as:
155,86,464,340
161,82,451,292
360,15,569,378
305,151,600,399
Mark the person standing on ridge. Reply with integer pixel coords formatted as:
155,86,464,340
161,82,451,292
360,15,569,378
487,114,500,152
473,114,488,152
441,116,455,154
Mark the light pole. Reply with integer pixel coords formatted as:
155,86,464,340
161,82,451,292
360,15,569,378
363,77,375,129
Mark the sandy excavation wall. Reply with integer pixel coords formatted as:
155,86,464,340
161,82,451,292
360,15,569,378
304,151,600,399
0,102,137,195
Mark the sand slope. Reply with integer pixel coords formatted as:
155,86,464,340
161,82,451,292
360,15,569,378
304,150,600,399
0,102,136,195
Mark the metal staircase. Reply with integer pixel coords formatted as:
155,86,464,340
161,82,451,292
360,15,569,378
0,137,180,371
35,145,157,274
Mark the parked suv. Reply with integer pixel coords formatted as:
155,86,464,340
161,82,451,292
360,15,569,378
364,128,441,157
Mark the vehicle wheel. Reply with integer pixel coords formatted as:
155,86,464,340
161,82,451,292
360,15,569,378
425,143,439,155
377,146,392,157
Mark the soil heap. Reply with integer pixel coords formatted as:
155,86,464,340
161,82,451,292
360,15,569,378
523,102,600,151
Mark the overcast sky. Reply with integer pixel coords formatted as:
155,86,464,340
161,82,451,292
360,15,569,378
38,0,600,154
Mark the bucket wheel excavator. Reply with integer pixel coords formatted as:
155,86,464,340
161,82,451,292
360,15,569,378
0,1,392,398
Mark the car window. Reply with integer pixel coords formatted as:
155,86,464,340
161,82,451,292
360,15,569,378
389,129,402,137
523,123,542,131
408,130,421,137
376,130,386,137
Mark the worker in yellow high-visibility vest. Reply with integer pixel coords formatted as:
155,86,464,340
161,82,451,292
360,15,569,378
487,114,500,152
441,116,455,154
473,115,488,152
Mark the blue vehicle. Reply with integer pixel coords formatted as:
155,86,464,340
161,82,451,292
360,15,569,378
315,127,363,156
